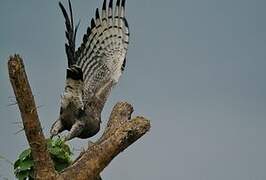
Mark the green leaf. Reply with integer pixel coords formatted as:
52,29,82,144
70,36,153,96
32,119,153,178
14,138,73,179
46,139,53,148
17,170,30,180
14,159,21,169
18,159,34,171
58,151,68,160
19,149,31,161
61,144,72,154
54,161,69,172
55,137,63,145
49,146,61,156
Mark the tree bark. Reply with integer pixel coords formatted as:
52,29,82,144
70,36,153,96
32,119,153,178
8,55,57,179
8,55,150,180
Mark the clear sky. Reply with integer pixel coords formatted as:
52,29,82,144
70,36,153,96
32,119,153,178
1,0,266,179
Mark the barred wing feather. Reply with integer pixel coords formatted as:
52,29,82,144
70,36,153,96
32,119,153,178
76,0,130,101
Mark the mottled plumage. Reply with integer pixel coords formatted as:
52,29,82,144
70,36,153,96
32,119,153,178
50,0,129,141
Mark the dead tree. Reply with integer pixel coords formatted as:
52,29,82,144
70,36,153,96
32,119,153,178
8,54,150,180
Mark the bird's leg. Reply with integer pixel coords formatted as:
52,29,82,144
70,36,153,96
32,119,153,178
63,120,85,141
50,118,64,138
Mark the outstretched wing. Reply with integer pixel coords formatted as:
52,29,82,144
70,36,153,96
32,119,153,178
59,0,79,67
75,0,130,103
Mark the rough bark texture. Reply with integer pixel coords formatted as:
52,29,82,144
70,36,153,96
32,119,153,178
8,55,57,179
8,55,150,180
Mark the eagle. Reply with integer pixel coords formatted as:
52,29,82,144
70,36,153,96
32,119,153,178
50,0,130,141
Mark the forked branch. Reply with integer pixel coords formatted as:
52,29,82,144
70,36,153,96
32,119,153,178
8,55,150,180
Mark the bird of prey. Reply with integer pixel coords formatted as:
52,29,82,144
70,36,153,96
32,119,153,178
50,0,130,141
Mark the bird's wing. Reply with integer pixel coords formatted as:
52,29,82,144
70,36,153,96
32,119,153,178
59,0,80,67
75,0,130,105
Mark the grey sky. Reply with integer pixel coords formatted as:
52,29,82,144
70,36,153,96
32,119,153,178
1,0,266,179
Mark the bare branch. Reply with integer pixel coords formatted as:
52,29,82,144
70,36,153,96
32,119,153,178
59,102,150,180
8,55,57,179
